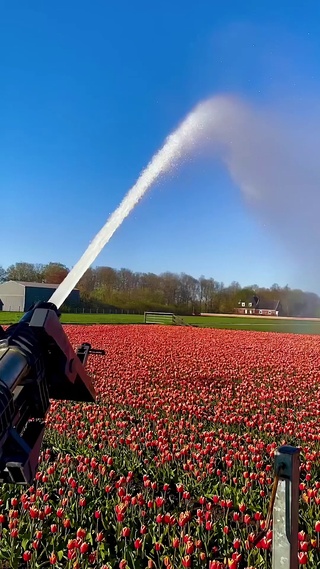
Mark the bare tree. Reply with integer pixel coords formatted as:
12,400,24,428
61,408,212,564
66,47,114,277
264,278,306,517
6,262,41,282
78,268,96,294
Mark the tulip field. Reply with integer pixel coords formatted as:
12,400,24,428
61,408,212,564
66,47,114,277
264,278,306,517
2,324,320,569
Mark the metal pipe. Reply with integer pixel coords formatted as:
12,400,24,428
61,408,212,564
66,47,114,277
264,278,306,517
272,445,300,569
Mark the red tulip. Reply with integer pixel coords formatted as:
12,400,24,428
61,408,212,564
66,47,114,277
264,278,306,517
185,541,194,554
76,527,86,540
155,542,163,552
80,542,89,554
49,552,57,565
122,527,130,538
23,551,32,562
155,496,165,508
298,552,308,564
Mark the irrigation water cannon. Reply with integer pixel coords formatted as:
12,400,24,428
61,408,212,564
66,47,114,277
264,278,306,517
0,302,105,485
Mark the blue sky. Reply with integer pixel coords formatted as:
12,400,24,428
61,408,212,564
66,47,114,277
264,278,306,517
1,1,320,290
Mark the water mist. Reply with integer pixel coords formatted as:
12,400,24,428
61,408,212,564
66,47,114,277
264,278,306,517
50,93,320,306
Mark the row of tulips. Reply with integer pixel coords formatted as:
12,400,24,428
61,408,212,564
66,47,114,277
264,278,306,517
1,324,320,568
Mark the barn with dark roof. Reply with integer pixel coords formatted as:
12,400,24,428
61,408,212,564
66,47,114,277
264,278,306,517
235,296,281,316
0,281,80,312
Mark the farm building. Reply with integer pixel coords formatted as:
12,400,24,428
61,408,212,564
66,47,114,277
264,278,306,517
0,281,80,312
235,295,281,316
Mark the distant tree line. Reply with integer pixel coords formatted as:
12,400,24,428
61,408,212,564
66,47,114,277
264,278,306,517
0,262,69,285
1,262,320,317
